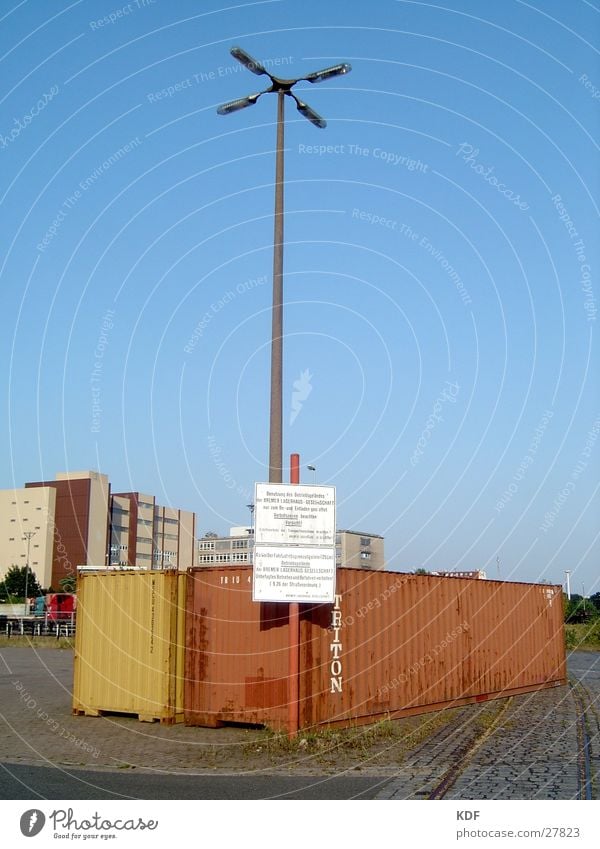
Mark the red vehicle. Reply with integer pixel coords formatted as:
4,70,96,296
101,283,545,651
45,593,76,622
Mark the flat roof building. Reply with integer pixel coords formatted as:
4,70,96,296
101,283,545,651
196,528,385,570
1,471,198,590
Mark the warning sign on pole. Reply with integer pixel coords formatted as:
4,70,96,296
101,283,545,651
252,482,336,603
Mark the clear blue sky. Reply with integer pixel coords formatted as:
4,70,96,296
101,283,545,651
1,0,598,590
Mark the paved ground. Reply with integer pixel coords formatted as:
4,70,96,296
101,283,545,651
0,646,598,799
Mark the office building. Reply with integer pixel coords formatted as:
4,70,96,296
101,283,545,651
196,528,385,570
1,471,197,590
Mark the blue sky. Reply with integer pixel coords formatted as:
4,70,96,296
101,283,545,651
1,0,598,589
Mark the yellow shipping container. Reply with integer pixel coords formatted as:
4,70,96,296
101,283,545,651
73,570,185,723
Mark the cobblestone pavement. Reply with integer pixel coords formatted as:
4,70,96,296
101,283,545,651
1,647,598,800
378,651,600,800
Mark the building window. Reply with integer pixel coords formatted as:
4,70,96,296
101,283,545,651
360,537,371,547
360,551,371,560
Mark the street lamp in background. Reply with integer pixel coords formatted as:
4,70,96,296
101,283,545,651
246,503,255,534
22,531,36,612
564,570,572,600
217,47,351,484
307,464,317,484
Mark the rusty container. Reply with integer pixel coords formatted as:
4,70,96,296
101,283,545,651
185,567,290,727
73,570,186,723
184,567,566,731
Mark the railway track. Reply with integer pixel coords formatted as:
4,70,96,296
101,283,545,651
377,696,516,799
570,679,599,800
427,698,513,799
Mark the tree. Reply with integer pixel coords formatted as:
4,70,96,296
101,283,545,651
590,592,600,612
414,568,429,575
59,576,76,593
0,565,42,599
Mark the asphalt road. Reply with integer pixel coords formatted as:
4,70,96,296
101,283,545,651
0,762,382,799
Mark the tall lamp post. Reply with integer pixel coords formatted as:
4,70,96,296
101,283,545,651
22,530,36,612
564,570,572,600
217,47,351,483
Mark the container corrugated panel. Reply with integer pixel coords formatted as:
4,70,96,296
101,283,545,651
73,571,186,723
185,567,290,727
300,571,566,730
184,568,566,732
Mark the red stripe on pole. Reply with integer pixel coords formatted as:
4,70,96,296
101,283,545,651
289,453,300,737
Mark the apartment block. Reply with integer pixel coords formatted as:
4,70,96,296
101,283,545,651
0,486,57,588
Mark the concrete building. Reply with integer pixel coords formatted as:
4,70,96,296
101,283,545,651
196,528,385,570
110,492,197,570
25,471,110,589
1,471,198,589
197,530,252,566
0,486,57,589
336,530,385,570
431,569,487,579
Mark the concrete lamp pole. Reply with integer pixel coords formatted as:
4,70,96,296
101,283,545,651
217,47,351,483
22,531,36,612
565,570,571,600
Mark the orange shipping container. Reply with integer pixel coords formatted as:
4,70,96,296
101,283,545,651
184,567,566,732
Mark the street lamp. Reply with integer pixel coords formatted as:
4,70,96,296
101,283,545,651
307,464,317,484
564,570,572,600
217,47,351,483
22,531,36,613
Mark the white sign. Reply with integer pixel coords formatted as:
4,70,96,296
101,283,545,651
252,546,336,603
254,482,336,546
